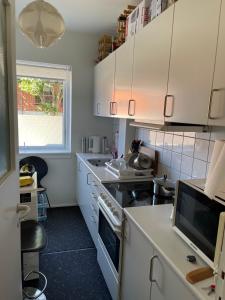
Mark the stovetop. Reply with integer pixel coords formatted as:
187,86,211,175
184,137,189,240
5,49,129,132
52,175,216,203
102,181,173,208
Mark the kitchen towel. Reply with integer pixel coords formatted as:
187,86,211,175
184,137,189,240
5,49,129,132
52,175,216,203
204,140,225,199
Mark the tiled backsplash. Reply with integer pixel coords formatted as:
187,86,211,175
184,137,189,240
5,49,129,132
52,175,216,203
136,127,225,181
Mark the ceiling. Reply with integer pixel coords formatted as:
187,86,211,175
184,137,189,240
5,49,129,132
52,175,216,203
16,0,140,34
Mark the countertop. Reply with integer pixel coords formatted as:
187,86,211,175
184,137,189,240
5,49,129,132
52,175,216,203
124,205,215,300
76,153,118,182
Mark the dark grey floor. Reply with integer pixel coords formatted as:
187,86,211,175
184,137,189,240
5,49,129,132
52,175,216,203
39,207,112,300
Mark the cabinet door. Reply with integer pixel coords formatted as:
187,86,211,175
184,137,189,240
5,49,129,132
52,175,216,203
94,62,103,116
132,6,174,124
209,0,225,126
94,53,116,117
166,0,221,125
150,250,197,300
121,218,153,300
114,37,134,118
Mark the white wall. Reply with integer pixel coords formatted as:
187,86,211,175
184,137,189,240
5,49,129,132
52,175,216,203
16,29,114,207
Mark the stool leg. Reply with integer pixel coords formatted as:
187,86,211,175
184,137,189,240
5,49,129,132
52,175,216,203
45,192,51,208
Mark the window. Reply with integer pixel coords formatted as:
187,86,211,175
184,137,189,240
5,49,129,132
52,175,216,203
16,61,72,154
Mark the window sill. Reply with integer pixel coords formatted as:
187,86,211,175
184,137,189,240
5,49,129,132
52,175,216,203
18,150,73,159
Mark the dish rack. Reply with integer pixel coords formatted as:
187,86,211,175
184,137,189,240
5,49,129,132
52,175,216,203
105,161,153,180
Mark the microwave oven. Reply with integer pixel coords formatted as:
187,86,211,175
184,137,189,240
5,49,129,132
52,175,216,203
173,179,225,269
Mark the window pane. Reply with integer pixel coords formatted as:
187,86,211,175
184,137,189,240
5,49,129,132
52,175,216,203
17,77,64,148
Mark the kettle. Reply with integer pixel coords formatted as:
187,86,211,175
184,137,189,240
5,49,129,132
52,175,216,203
88,136,101,153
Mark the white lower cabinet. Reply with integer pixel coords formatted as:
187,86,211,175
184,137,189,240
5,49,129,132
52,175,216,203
150,250,196,300
121,217,197,300
76,158,98,247
121,218,153,300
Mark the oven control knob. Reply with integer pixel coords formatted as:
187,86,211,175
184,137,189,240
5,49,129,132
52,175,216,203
100,193,106,200
113,211,119,217
107,202,112,208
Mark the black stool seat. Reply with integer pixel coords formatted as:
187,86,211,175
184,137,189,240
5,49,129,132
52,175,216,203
21,220,47,253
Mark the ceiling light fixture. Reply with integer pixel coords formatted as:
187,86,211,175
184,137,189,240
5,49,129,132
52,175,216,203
18,0,65,48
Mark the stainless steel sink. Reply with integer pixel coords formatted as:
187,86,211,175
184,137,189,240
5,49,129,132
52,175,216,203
87,158,111,167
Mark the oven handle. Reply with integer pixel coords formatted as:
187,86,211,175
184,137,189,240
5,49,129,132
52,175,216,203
98,200,122,236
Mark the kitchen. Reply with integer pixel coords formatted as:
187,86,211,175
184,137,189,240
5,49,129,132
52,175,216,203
1,0,225,299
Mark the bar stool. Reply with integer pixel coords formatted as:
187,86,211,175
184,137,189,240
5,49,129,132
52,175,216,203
21,220,48,300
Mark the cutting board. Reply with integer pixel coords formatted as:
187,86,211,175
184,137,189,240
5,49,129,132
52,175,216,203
139,146,158,175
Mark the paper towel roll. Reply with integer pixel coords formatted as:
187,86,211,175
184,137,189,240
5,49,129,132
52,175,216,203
207,140,225,177
204,141,225,198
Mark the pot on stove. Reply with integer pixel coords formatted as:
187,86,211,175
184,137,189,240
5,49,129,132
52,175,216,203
153,174,175,197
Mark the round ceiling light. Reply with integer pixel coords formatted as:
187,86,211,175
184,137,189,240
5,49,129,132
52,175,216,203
18,0,65,48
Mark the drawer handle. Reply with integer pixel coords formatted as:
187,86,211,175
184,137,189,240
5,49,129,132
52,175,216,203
110,101,117,115
208,88,225,120
97,102,101,115
128,99,136,116
164,95,174,118
149,255,158,283
87,173,92,185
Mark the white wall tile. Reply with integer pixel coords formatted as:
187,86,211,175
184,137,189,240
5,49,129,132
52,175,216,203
155,131,165,148
155,146,164,164
171,152,182,172
182,137,195,157
194,139,209,161
196,132,210,140
136,127,225,180
192,159,207,179
170,169,180,181
172,135,183,153
162,149,172,167
208,141,215,162
180,173,191,180
181,155,193,176
164,133,173,150
149,130,157,146
184,132,196,138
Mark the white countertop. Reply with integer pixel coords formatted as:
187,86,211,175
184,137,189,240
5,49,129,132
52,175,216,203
124,205,215,300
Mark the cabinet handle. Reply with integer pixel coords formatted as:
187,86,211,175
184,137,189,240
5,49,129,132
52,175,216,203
208,88,225,120
97,102,101,115
164,95,174,118
128,99,136,116
149,255,158,283
87,173,92,185
110,101,117,115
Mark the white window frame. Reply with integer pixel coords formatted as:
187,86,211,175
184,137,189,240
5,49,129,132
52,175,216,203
17,60,72,154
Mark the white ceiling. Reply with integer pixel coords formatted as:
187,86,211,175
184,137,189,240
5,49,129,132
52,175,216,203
16,0,140,34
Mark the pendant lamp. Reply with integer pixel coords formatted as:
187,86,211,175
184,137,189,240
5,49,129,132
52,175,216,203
18,0,65,48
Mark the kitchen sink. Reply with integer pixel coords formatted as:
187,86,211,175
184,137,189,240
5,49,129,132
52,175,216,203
87,158,111,167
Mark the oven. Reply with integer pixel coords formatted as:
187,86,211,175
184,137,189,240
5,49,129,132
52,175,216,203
97,194,123,300
98,209,121,272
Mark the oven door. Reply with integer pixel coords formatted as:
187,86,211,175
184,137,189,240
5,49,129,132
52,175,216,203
98,208,121,273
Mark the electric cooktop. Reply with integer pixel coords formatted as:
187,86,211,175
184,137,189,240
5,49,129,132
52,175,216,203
102,181,173,208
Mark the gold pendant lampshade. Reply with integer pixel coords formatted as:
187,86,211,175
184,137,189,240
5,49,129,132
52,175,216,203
18,0,65,48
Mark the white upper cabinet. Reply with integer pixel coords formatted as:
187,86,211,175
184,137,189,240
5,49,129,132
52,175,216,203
209,0,225,126
114,36,135,118
94,52,116,117
132,5,174,124
165,0,221,125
